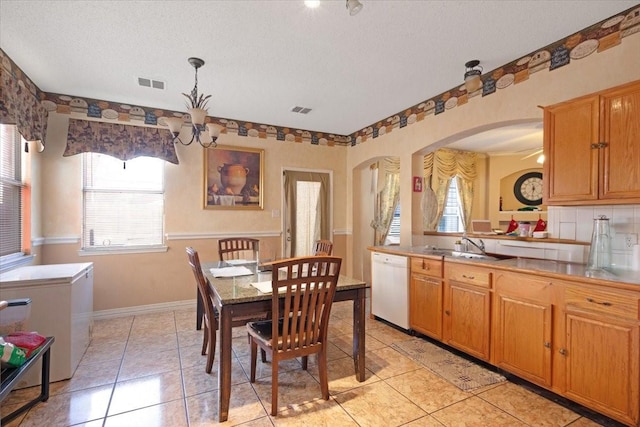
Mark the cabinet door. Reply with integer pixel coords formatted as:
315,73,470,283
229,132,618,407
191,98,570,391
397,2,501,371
443,281,491,361
493,273,553,387
600,80,640,201
410,273,442,339
563,311,639,426
544,95,600,203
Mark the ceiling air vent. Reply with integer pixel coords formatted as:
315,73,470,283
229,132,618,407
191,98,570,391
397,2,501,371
291,106,312,114
137,77,165,90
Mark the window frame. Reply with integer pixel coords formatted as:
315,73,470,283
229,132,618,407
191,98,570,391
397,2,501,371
0,124,34,271
79,153,168,255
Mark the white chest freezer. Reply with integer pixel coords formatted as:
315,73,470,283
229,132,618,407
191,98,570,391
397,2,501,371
0,263,94,387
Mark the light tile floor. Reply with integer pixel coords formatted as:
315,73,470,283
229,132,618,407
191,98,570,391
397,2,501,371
1,301,621,426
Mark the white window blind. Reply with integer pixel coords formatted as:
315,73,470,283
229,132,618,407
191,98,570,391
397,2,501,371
0,125,22,257
83,153,164,250
438,178,464,232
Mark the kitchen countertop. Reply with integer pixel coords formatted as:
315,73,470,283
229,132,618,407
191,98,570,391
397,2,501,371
369,246,640,289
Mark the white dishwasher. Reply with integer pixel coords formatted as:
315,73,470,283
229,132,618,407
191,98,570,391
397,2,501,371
371,251,409,330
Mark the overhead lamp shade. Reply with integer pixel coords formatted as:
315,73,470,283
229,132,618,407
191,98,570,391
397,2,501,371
188,107,207,126
164,117,184,134
346,0,363,16
464,73,482,93
464,60,483,93
207,123,224,138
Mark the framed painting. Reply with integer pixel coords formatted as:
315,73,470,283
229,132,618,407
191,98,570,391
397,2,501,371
203,145,264,209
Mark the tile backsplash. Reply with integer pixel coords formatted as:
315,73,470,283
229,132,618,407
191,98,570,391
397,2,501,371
417,204,640,270
547,204,640,269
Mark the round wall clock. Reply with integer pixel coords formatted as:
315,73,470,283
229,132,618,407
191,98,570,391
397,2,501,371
514,171,543,206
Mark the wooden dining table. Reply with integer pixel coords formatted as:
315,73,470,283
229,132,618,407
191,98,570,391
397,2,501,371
202,261,369,422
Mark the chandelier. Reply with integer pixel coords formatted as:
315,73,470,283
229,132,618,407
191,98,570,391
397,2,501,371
164,57,223,148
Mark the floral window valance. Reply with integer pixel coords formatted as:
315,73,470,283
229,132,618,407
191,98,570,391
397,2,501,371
0,50,48,148
64,119,179,164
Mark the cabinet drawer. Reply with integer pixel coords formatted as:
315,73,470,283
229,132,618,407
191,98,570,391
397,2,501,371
410,257,442,278
445,264,492,288
565,286,640,320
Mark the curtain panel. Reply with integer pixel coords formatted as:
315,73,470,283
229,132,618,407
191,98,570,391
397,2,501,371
371,157,400,246
422,148,477,231
65,119,179,164
0,52,48,147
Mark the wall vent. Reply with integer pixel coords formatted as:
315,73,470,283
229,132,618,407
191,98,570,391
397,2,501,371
291,106,312,114
138,77,165,90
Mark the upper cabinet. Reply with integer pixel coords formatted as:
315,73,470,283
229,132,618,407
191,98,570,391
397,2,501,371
543,80,640,205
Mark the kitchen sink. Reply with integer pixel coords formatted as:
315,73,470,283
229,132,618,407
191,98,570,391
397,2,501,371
450,251,499,261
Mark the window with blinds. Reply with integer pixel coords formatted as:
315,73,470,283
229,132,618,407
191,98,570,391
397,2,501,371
83,153,165,250
438,178,464,232
0,125,22,257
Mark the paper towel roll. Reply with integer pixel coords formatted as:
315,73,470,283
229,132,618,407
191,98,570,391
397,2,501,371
632,244,640,271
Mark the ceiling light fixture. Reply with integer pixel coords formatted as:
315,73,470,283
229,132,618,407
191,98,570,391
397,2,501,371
464,60,483,93
346,0,363,16
164,57,223,149
304,0,320,8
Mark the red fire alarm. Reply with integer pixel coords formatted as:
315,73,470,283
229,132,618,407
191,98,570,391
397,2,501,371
413,176,423,192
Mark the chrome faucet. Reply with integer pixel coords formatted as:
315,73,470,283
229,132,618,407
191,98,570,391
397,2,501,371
461,236,486,255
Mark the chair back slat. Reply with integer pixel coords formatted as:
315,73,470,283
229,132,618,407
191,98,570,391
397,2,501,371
219,238,260,261
270,256,341,354
313,240,333,256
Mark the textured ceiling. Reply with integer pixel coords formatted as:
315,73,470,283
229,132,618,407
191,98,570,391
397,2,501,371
0,0,637,140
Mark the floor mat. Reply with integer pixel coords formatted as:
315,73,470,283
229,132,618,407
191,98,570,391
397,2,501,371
392,337,506,391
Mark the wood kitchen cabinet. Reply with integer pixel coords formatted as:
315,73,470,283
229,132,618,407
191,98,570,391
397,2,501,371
409,257,443,339
559,283,640,426
492,271,554,388
443,263,492,361
544,79,640,205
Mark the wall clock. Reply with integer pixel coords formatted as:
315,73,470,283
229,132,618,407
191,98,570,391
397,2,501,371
514,171,543,206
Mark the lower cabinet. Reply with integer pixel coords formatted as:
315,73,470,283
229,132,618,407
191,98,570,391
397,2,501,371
443,263,492,361
409,257,443,339
560,284,640,426
408,258,640,426
492,271,553,387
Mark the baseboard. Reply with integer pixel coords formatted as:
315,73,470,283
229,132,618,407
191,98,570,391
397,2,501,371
92,299,196,320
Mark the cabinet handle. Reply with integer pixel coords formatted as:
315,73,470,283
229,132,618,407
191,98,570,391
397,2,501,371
559,348,567,356
598,142,608,148
462,274,475,280
544,342,551,348
445,310,450,316
586,297,612,306
590,143,600,149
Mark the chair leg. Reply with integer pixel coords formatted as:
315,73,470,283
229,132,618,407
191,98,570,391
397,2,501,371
249,337,257,383
318,349,329,400
201,322,208,356
261,349,267,363
302,355,308,370
271,358,279,416
196,291,203,330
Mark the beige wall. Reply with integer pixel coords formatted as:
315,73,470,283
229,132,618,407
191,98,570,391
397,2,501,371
29,34,640,311
347,35,640,273
36,113,348,311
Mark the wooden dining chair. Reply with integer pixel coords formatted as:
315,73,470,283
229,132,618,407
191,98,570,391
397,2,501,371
196,238,261,330
188,246,269,372
187,246,218,373
218,237,260,261
313,239,333,256
246,256,342,415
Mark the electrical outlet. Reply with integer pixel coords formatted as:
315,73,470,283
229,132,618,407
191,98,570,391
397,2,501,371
625,233,638,248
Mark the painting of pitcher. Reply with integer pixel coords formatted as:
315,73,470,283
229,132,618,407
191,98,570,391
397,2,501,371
204,146,264,209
